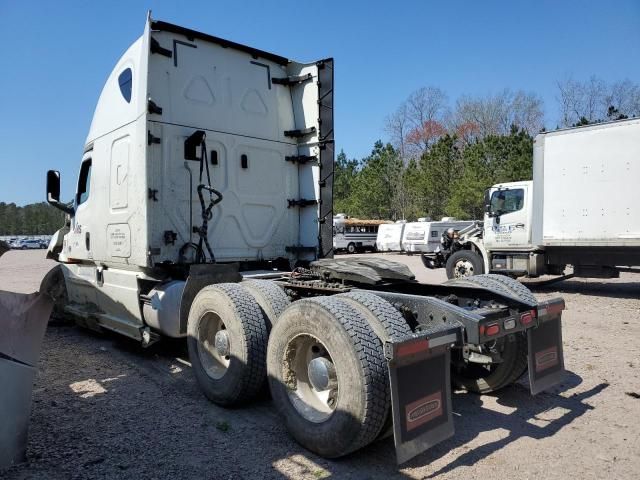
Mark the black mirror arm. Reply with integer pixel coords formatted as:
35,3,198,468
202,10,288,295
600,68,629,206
47,195,75,216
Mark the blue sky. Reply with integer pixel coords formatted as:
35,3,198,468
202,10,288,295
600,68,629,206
1,0,639,205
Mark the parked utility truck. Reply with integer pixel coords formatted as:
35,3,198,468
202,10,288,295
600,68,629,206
45,15,566,463
424,119,640,281
402,218,474,254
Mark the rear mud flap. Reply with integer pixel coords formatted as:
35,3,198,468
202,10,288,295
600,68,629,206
385,327,459,464
528,299,566,395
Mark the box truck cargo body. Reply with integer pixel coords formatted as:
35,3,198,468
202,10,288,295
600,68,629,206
532,119,640,247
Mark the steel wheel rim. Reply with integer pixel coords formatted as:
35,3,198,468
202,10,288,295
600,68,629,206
454,259,474,278
197,311,231,380
284,334,338,423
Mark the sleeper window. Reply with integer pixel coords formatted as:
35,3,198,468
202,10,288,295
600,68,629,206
118,68,133,103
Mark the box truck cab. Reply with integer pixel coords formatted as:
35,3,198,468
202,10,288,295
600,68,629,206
483,182,533,251
425,118,640,280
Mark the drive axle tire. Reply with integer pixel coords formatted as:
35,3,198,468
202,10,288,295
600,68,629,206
347,242,356,254
335,291,411,342
187,283,268,406
478,274,537,305
445,250,484,279
452,332,528,394
334,291,411,438
267,297,388,458
242,279,290,329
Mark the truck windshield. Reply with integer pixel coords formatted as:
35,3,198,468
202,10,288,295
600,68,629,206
490,188,524,215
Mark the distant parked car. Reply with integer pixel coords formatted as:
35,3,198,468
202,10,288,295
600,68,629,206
16,240,43,250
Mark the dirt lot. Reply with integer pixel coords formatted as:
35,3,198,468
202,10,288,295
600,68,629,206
1,250,639,479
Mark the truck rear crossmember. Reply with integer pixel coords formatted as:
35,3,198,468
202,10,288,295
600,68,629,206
385,296,565,463
275,258,566,463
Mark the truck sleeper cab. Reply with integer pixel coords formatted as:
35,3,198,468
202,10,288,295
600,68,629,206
46,15,566,464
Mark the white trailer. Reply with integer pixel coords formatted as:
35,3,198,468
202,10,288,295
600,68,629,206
424,118,640,279
44,15,567,463
375,222,406,252
402,219,473,254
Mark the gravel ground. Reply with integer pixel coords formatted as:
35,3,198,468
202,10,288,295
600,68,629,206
1,250,639,479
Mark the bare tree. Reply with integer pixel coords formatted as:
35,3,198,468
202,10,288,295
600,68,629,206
453,89,544,138
406,87,449,128
384,103,409,158
556,75,640,127
385,86,449,159
583,75,607,122
605,79,640,118
556,77,583,127
404,87,449,154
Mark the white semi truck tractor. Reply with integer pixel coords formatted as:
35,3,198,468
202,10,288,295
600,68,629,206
45,15,567,463
424,118,640,281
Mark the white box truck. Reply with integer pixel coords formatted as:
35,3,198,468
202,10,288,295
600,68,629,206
423,119,640,280
43,14,567,463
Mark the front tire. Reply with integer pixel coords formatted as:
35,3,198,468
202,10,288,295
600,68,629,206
445,250,484,279
187,283,268,406
347,242,356,254
267,297,388,458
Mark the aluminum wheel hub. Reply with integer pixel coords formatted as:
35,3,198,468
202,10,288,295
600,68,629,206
307,357,336,392
214,330,230,357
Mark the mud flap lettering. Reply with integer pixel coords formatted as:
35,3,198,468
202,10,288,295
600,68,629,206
528,305,565,395
386,329,458,464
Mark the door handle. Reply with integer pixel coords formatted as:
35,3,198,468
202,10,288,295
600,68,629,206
515,223,525,229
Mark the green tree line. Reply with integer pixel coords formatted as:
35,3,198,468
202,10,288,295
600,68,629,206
334,127,533,221
0,202,65,235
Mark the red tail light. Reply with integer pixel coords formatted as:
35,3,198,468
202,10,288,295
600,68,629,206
484,324,500,336
520,310,535,326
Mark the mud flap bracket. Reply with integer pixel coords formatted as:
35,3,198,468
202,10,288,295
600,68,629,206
385,327,460,464
528,298,566,395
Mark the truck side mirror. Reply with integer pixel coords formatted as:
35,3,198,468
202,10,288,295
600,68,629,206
483,189,493,216
46,170,74,215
